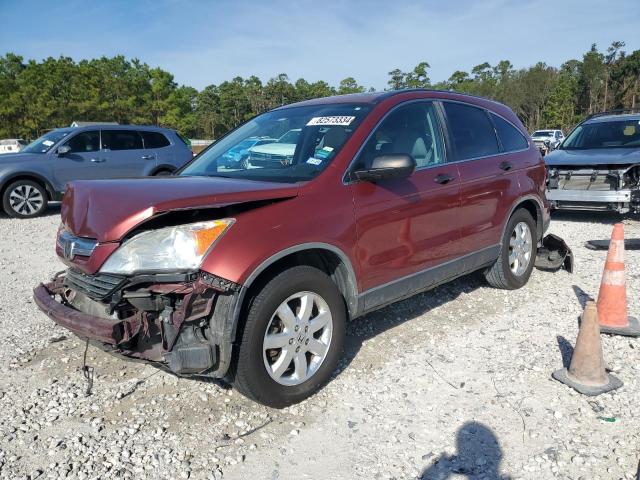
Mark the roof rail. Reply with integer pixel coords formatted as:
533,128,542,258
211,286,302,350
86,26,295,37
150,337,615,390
585,108,640,120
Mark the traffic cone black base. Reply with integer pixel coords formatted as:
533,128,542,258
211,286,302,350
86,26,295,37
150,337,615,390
600,316,640,337
552,368,622,396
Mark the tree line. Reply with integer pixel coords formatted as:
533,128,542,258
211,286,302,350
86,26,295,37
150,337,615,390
0,41,638,141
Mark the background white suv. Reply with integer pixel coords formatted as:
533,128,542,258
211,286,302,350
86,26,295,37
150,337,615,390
531,129,564,154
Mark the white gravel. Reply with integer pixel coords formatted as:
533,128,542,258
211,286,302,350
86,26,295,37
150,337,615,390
0,206,638,480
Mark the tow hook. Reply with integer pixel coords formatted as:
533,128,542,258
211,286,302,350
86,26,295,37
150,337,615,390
535,234,574,273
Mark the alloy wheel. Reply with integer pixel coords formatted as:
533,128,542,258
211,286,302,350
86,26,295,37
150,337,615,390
262,291,333,386
9,184,44,216
509,221,533,276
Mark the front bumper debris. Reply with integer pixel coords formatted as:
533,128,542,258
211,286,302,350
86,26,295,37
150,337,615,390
535,234,574,273
34,278,143,345
33,270,242,376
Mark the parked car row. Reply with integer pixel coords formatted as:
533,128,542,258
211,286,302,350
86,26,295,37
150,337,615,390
33,89,564,407
0,125,193,218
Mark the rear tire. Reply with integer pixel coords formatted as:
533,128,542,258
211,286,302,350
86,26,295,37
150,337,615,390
232,266,346,408
153,169,173,176
485,208,537,289
2,180,48,218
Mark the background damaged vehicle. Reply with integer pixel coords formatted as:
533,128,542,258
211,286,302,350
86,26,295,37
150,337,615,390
34,90,568,407
545,111,640,214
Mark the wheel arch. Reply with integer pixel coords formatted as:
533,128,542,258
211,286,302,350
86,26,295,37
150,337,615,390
0,172,57,201
150,164,176,175
503,195,544,242
244,243,358,315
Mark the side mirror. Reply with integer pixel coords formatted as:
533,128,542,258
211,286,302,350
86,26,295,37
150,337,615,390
56,145,71,156
352,154,416,182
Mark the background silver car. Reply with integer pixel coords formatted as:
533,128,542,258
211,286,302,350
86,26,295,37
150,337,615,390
0,124,193,218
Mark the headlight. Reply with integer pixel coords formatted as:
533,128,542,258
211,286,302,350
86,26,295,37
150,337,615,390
100,219,234,274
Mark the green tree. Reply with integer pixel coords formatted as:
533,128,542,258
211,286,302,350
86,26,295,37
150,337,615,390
387,68,406,90
337,77,365,94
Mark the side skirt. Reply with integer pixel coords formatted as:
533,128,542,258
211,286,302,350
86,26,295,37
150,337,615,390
358,245,500,315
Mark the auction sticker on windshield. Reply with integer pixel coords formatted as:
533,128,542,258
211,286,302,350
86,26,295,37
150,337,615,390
307,116,355,126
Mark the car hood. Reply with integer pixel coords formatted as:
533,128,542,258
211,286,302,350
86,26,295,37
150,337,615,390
62,176,300,242
249,143,296,156
0,152,39,164
545,148,640,166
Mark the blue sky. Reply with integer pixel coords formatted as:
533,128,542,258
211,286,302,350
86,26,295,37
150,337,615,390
1,0,639,90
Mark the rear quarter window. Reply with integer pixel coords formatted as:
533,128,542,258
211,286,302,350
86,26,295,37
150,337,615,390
443,102,500,160
490,113,529,152
140,131,171,149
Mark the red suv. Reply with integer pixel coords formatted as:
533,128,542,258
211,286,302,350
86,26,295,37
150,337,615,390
34,90,550,407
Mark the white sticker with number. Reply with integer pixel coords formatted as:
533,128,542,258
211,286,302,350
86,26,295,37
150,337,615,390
306,116,355,126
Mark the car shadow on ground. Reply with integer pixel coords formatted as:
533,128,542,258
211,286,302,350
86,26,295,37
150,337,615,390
336,271,486,378
550,210,634,225
419,421,509,479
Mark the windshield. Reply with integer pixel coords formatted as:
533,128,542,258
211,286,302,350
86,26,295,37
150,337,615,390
180,104,371,183
562,119,640,149
22,130,71,153
532,131,553,137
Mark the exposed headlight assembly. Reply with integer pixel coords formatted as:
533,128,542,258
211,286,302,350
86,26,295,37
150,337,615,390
100,219,235,274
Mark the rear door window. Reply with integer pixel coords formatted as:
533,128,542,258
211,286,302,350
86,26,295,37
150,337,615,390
140,131,171,149
443,102,500,160
65,131,100,153
490,113,528,152
102,130,143,150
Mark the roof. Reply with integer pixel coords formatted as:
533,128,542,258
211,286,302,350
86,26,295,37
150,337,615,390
70,121,119,127
59,124,174,132
276,88,504,110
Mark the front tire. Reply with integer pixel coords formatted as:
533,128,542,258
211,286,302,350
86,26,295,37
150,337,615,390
485,208,537,289
2,180,48,218
232,266,346,408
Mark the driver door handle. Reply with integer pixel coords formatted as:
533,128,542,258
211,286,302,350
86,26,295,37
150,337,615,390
90,158,105,163
434,173,454,185
499,161,513,171
141,154,156,160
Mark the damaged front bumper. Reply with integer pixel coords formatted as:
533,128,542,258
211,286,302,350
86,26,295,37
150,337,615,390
546,165,640,213
33,270,243,378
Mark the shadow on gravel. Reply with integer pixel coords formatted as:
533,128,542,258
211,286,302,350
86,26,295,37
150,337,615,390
420,421,509,480
550,210,633,225
338,272,485,376
571,285,594,309
556,336,574,369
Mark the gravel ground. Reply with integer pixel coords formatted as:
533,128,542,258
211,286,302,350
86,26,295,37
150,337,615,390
0,206,638,480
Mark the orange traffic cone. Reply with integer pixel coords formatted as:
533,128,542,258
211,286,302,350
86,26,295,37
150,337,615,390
597,223,640,337
552,301,622,396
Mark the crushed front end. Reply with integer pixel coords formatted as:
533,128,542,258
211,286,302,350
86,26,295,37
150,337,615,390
546,164,640,213
34,268,241,376
34,217,244,378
